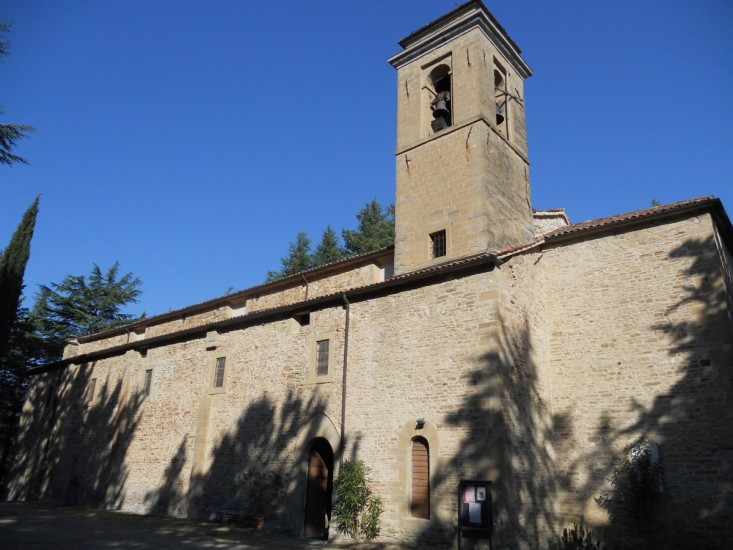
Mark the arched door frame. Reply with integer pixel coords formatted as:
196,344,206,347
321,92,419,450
303,438,334,539
396,419,439,522
293,412,341,538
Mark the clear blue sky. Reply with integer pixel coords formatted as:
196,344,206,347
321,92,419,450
3,1,732,318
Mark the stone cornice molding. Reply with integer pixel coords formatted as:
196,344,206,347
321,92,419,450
388,0,531,79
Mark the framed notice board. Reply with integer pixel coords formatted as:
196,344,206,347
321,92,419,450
458,480,492,549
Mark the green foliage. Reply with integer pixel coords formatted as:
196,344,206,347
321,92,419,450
557,518,602,549
342,198,395,255
0,304,33,486
650,198,662,207
333,459,383,541
0,118,33,166
0,22,10,57
595,439,664,524
30,262,143,362
265,199,394,281
312,225,345,267
0,198,39,486
0,196,39,359
266,232,314,281
1,23,34,166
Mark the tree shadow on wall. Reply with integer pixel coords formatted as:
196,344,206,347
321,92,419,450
3,360,143,510
408,233,732,549
409,313,566,549
559,234,733,549
144,388,330,532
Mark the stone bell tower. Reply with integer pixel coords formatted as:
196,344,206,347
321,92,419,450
389,0,534,275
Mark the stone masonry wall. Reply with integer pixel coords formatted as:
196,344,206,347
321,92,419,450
340,256,556,548
393,26,533,276
9,259,553,546
7,303,350,534
7,213,731,549
74,259,388,356
542,214,733,548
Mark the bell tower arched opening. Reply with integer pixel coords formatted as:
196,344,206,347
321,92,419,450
428,64,452,132
494,61,508,137
389,0,534,276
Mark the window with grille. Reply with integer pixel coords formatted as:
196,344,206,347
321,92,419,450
411,437,430,519
214,357,226,388
143,369,153,397
316,340,329,376
430,230,446,258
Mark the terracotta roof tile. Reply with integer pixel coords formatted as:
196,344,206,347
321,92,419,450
543,196,715,241
78,196,725,345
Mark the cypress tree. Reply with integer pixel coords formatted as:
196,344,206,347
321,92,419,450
0,196,39,359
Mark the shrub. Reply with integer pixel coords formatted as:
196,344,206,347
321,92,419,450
557,518,602,549
596,439,663,524
332,459,383,541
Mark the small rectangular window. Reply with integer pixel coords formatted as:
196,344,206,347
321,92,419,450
214,357,226,388
143,369,153,397
430,230,446,258
316,340,329,376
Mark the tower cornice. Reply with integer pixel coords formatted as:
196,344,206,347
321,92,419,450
388,0,531,79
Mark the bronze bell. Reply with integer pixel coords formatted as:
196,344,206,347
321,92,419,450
495,104,505,126
433,99,450,120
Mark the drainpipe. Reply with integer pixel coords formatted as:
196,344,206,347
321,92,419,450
340,294,350,456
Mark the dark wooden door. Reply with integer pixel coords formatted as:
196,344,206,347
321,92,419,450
303,440,332,539
411,437,430,519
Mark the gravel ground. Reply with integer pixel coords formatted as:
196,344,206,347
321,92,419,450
0,501,372,549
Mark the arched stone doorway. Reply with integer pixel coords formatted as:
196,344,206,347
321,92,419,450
303,437,334,540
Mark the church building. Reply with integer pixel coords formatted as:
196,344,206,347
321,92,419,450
5,2,732,548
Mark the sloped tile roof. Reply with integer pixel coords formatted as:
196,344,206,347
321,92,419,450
65,196,729,362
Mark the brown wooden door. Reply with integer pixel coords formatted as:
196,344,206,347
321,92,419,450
303,440,332,539
411,437,430,519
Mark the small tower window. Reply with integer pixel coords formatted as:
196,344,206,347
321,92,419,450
430,230,447,259
494,62,508,137
429,64,452,132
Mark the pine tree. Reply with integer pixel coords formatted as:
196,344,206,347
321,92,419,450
312,225,345,267
266,232,314,281
0,196,39,359
30,262,143,362
342,199,395,255
1,23,33,166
